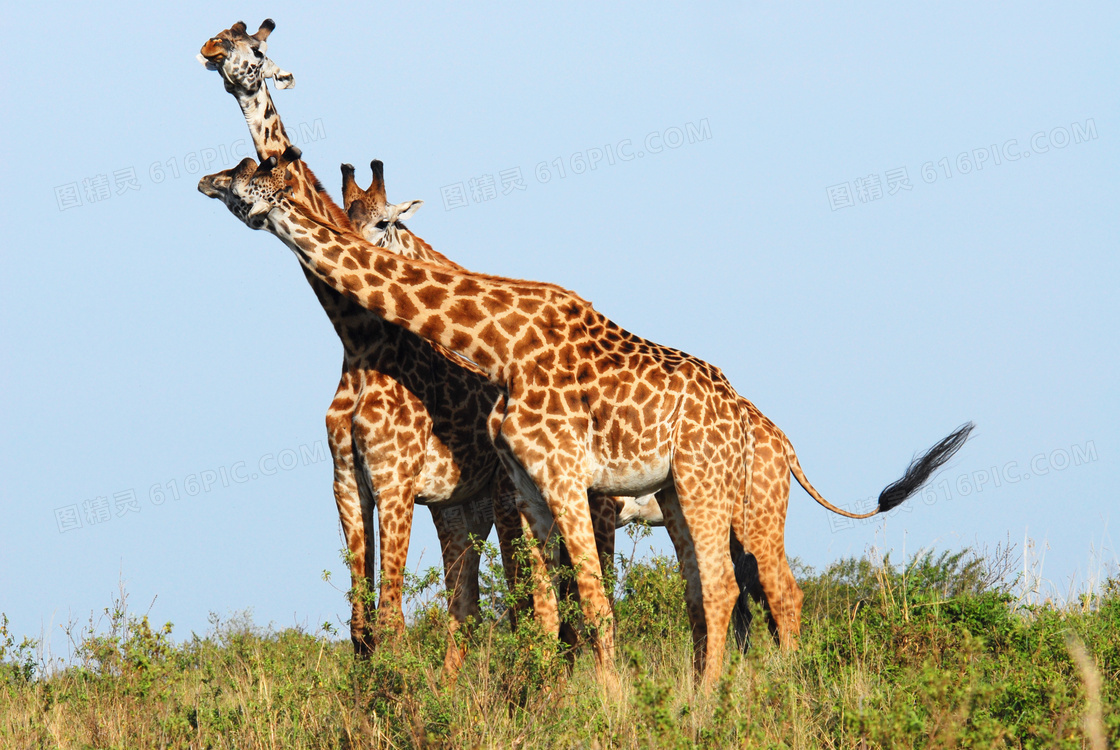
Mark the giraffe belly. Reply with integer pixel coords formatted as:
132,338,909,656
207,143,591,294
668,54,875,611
592,456,673,497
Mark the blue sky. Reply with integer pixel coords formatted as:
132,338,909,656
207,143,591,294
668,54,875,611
2,2,1116,655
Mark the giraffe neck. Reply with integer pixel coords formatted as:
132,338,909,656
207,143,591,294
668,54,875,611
230,80,373,354
383,226,464,271
234,82,290,165
232,83,348,227
266,199,581,382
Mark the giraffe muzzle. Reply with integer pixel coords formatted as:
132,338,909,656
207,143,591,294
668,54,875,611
197,175,224,198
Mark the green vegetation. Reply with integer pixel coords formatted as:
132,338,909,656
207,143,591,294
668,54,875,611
2,541,1117,748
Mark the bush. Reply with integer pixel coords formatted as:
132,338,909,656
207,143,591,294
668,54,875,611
0,549,1116,748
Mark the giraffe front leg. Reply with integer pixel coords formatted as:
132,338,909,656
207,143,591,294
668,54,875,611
551,485,617,686
487,397,561,641
372,481,416,641
589,492,619,605
352,384,424,644
326,380,374,655
509,489,562,641
499,440,617,686
557,491,621,652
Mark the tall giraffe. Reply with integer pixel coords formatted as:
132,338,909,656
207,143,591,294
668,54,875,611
199,20,529,673
202,151,754,686
341,160,658,650
199,151,976,685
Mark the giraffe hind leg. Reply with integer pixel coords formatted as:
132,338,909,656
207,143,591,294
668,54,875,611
658,479,740,688
748,468,800,649
731,543,766,651
433,496,491,679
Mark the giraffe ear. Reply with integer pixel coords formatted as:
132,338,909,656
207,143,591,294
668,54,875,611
261,57,295,89
273,68,294,89
278,146,302,173
254,156,279,177
388,199,423,223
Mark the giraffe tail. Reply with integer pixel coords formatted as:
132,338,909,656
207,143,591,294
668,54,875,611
785,422,975,519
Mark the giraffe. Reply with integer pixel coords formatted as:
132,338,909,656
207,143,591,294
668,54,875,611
202,150,756,686
199,151,975,685
199,20,530,673
340,160,659,651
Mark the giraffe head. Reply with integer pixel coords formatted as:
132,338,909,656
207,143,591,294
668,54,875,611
198,147,301,229
198,20,294,95
340,160,423,247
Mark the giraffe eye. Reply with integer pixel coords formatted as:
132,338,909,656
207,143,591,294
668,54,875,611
375,221,390,230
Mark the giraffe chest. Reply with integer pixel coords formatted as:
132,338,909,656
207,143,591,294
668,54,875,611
350,335,503,506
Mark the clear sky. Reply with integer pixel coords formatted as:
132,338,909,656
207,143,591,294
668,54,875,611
2,2,1116,656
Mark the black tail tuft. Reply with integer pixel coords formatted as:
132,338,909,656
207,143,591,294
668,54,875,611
877,422,975,512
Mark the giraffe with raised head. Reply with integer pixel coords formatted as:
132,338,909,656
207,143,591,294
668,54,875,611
201,150,755,686
199,151,977,685
199,19,531,674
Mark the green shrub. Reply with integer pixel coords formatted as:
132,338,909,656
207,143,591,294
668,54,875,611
1,548,1116,748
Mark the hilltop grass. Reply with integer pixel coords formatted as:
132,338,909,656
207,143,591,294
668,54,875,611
2,542,1117,749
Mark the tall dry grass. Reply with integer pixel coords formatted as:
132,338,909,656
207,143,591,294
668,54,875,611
2,542,1117,748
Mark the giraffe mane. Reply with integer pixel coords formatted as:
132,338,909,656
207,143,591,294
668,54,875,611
307,165,353,230
280,192,589,304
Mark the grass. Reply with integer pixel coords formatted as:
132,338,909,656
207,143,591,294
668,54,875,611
2,539,1117,749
